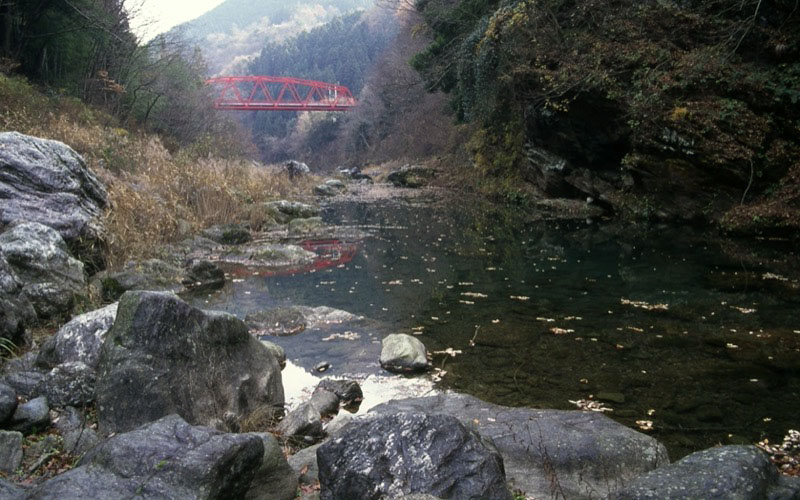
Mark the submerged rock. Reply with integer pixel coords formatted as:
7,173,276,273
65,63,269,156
609,445,795,499
380,334,430,373
0,222,87,321
246,307,307,336
317,411,512,500
219,242,316,268
0,132,108,268
371,393,669,499
96,291,284,434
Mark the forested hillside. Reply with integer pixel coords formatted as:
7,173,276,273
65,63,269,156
410,0,800,234
245,9,399,162
169,0,374,74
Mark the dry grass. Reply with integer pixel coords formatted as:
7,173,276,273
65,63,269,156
1,73,319,269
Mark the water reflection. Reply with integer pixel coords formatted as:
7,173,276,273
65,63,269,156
192,193,800,460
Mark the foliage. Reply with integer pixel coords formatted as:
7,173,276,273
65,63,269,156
246,10,397,149
411,0,800,224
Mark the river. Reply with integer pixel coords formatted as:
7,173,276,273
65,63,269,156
189,184,800,460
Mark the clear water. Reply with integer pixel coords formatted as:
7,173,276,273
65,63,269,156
191,188,800,459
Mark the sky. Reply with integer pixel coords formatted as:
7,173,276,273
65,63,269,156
130,0,226,40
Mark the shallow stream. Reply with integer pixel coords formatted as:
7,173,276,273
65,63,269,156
191,186,800,459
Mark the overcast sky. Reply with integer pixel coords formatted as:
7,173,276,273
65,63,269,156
130,0,226,40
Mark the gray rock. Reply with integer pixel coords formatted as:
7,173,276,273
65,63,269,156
2,370,46,399
0,222,87,320
288,217,324,235
260,341,286,369
285,160,311,179
1,351,36,374
96,291,284,434
309,388,340,417
313,184,339,197
244,432,298,500
25,414,264,499
316,379,363,408
10,396,49,434
263,200,319,224
289,443,322,486
0,132,108,268
0,255,36,347
609,445,791,499
94,258,183,302
0,381,17,423
32,361,95,407
54,407,100,457
0,477,24,498
380,334,429,373
324,413,354,437
182,259,225,292
317,412,511,500
219,243,316,268
279,402,323,440
0,430,23,474
201,223,252,245
387,165,436,188
371,394,668,500
36,303,117,370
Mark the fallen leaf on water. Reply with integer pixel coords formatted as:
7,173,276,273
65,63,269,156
569,399,613,412
731,306,756,314
636,420,654,431
510,295,530,301
550,327,574,335
461,292,488,298
762,272,788,281
433,348,462,357
620,298,669,311
536,317,556,322
459,300,475,305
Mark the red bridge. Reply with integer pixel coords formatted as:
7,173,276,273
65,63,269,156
206,76,357,111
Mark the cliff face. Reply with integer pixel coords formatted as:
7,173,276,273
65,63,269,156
411,0,800,236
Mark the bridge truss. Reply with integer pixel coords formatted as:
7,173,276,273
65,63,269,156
206,76,357,111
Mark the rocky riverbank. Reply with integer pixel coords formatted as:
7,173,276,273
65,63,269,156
1,131,799,498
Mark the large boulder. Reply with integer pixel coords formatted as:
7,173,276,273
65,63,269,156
36,303,117,370
0,381,17,423
0,222,87,320
317,412,512,500
32,361,96,407
9,395,50,434
23,414,265,499
95,291,284,434
371,394,669,499
245,432,298,500
0,254,36,346
609,445,798,499
0,131,108,268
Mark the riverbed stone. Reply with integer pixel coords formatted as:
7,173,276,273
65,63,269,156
32,361,96,407
371,393,669,499
10,396,50,434
25,414,264,499
202,223,252,245
0,430,23,473
95,291,284,434
310,387,340,417
316,379,363,409
0,254,36,347
609,445,792,499
94,258,183,302
317,411,512,500
279,402,323,441
380,334,430,373
36,302,117,370
289,443,322,487
219,243,316,268
1,369,46,399
264,200,319,223
0,381,17,423
244,432,298,500
387,165,436,188
260,341,287,369
0,131,108,268
289,217,325,235
0,476,23,497
181,259,225,292
0,222,87,321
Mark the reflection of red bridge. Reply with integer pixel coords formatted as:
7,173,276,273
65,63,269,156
226,239,360,278
206,76,357,111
